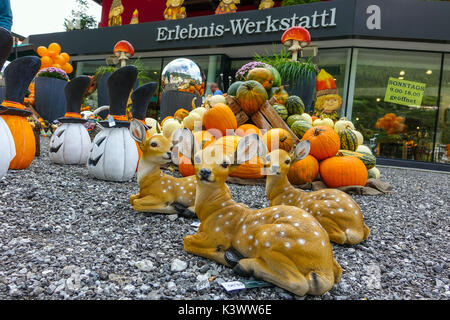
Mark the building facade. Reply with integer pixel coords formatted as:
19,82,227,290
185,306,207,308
27,0,450,169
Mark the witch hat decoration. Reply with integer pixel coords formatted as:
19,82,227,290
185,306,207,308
58,75,91,124
0,27,13,71
0,56,41,116
131,82,157,122
99,65,138,128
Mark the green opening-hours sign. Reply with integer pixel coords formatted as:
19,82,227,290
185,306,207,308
384,77,426,107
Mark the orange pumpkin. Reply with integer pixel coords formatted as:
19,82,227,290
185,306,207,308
174,108,189,121
287,155,319,185
302,126,340,161
203,103,237,138
263,128,294,152
209,135,241,157
246,68,274,90
311,116,319,122
179,156,195,177
319,154,368,187
230,156,265,179
235,80,268,115
235,124,261,137
193,130,215,149
2,115,36,169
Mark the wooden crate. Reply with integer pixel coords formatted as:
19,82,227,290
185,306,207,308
226,95,299,143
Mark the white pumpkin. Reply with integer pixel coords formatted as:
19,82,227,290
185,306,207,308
368,167,381,179
162,118,183,141
334,117,355,133
0,117,16,179
313,117,334,128
356,144,372,155
144,117,162,136
87,127,138,182
204,94,226,108
49,123,91,165
182,112,202,131
352,130,364,146
300,113,313,125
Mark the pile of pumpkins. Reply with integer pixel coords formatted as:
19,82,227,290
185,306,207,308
290,118,380,188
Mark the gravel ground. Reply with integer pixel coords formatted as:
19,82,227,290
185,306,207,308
0,137,449,300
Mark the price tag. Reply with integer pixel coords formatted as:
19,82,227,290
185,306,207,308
107,115,116,127
221,281,246,292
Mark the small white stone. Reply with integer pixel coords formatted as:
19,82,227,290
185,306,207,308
225,221,230,225
273,207,278,211
257,212,261,216
228,212,233,216
242,224,247,229
284,242,291,248
221,202,226,207
302,213,308,218
314,203,319,208
254,240,259,245
338,208,344,213
330,210,335,215
168,186,172,190
280,231,286,237
282,195,286,199
287,215,292,219
248,247,252,251
314,231,319,237
215,227,220,232
262,231,267,236
162,189,167,193
274,214,279,219
297,238,305,245
289,194,293,198
264,241,270,247
218,214,223,218
248,235,254,240
336,198,340,202
276,224,282,228
161,181,165,185
321,240,326,247
294,222,300,227
349,204,353,208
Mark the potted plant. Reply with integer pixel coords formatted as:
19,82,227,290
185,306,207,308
255,48,318,112
34,67,69,122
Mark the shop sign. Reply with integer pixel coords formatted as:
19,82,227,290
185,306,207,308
384,77,426,107
156,8,337,42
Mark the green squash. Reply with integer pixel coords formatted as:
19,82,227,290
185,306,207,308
285,95,305,115
227,81,244,96
268,67,281,88
368,167,381,179
286,114,305,127
338,150,376,169
339,128,358,151
272,104,288,120
290,120,312,139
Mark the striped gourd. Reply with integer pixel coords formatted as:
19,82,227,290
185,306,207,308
286,114,304,127
290,120,312,139
338,150,376,169
285,95,305,115
272,104,288,120
338,128,358,151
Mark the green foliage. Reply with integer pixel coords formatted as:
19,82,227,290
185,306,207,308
93,66,116,80
255,47,318,88
130,58,152,83
64,0,98,31
281,0,320,6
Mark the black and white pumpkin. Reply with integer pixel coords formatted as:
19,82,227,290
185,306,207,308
0,27,15,178
87,66,139,182
49,76,92,165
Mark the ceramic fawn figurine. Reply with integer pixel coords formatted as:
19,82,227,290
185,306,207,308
264,141,370,245
178,130,342,296
129,119,196,217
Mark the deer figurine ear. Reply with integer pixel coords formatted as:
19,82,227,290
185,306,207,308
176,128,198,160
234,133,266,165
294,140,311,160
130,119,147,149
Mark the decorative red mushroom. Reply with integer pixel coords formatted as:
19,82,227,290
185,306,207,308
113,40,135,67
281,27,311,61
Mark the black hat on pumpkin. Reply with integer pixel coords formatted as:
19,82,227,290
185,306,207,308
0,27,13,72
99,65,137,128
58,75,91,124
131,82,157,121
0,56,41,117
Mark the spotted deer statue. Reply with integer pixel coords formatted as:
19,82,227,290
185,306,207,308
178,129,342,296
128,119,196,218
264,141,370,245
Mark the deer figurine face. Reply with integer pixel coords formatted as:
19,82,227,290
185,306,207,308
179,130,342,296
129,120,196,217
264,141,370,245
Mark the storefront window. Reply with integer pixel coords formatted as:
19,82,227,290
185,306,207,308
312,48,351,116
436,54,450,164
349,48,442,163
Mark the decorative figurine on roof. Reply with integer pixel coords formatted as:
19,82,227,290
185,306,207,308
130,9,139,24
108,0,124,26
164,0,187,20
313,69,343,121
258,0,274,10
215,0,240,15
